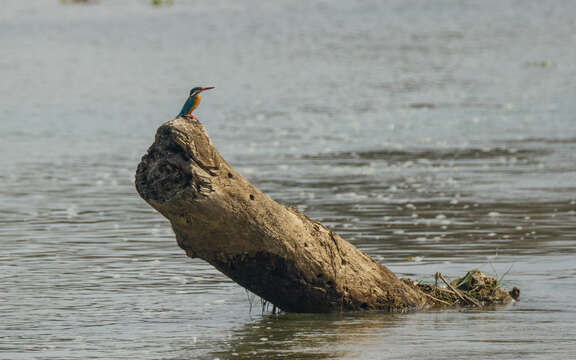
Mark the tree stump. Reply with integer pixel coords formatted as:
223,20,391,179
135,117,512,313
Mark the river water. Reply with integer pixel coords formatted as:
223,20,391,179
1,0,575,359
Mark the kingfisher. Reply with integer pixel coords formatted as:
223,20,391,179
177,86,214,120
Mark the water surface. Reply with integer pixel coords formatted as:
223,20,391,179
1,0,575,359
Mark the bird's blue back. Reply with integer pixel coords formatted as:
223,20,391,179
177,94,198,117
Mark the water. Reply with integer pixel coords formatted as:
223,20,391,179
1,0,575,358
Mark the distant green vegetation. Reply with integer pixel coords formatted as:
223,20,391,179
60,0,99,4
151,0,174,6
59,0,174,6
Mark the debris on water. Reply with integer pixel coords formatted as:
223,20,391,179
407,256,424,263
402,270,517,308
66,205,78,218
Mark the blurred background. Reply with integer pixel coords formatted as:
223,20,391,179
1,0,575,359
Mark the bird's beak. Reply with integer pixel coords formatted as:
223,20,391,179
200,87,215,92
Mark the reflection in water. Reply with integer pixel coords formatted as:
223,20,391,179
204,312,403,360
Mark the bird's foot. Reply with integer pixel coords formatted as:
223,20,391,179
183,114,198,120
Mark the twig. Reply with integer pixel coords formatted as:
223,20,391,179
498,263,515,284
422,291,453,306
438,273,482,308
488,261,499,280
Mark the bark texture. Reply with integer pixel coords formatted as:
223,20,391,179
135,117,428,313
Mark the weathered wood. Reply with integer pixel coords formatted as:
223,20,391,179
135,117,430,312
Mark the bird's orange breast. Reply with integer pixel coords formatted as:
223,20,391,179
187,94,201,114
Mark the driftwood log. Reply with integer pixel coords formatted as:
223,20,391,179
135,117,514,313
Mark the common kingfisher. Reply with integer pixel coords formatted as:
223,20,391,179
177,86,214,120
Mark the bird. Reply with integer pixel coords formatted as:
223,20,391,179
177,86,214,120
